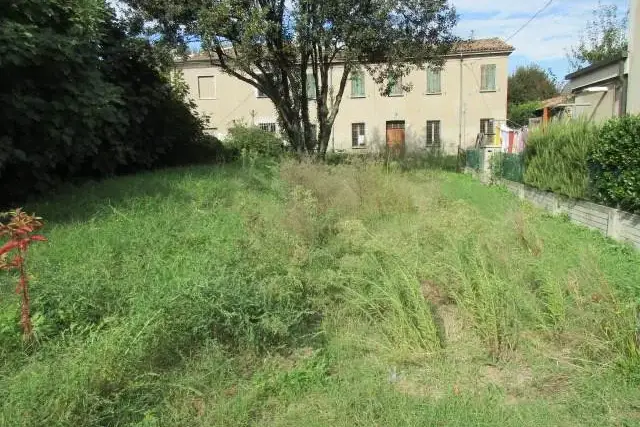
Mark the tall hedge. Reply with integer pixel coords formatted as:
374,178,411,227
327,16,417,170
524,119,598,199
0,0,204,206
588,115,640,213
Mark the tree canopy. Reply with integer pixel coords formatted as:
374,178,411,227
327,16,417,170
124,0,458,155
567,2,628,71
0,0,204,206
507,64,558,106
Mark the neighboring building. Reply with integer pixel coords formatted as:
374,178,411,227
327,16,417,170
629,0,639,114
564,55,628,122
175,38,513,153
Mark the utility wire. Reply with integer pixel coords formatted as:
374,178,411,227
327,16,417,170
504,0,554,42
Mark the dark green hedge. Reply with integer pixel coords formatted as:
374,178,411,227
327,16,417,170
0,0,205,207
588,115,640,213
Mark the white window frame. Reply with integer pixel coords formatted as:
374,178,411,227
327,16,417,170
351,123,366,147
426,120,441,146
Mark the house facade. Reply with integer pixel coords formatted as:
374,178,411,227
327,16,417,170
175,38,513,154
564,55,628,123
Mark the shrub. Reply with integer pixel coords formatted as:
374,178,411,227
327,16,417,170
588,115,640,213
0,2,205,207
490,152,524,183
524,118,598,198
224,124,284,159
508,101,542,127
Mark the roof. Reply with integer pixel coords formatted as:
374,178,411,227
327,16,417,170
565,54,628,80
182,38,514,64
451,38,514,54
538,95,571,110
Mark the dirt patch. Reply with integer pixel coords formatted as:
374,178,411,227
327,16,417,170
421,280,454,305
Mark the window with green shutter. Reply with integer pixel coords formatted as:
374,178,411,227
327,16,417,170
307,74,316,99
388,75,403,96
350,72,365,97
480,64,497,91
427,68,441,94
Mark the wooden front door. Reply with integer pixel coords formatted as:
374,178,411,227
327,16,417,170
386,121,405,147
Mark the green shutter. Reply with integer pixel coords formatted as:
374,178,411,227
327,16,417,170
427,69,441,94
482,65,496,91
351,72,365,97
307,74,316,99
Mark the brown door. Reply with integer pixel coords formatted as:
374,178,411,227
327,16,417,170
386,121,405,147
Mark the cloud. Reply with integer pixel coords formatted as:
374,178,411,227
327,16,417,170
454,0,629,63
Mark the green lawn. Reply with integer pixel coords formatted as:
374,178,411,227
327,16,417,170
1,161,640,426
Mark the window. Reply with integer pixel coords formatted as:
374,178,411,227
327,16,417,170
480,118,494,135
427,68,441,94
306,74,316,100
351,72,365,97
259,122,277,133
197,76,215,99
351,123,366,147
480,64,497,91
388,76,403,96
426,121,441,145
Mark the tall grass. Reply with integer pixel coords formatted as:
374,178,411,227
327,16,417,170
1,161,640,426
524,118,599,198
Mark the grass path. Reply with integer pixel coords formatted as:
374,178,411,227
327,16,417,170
1,161,639,426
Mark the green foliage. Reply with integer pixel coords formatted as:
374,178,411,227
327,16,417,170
2,163,640,425
567,2,628,71
224,125,284,159
0,0,204,207
508,65,558,106
508,101,542,127
490,153,524,183
588,115,640,212
524,119,599,198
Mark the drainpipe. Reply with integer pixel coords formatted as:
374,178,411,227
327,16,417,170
458,54,464,152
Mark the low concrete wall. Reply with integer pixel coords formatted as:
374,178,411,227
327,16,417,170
497,179,640,249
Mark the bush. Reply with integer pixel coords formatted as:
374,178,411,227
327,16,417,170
224,124,284,159
524,119,598,198
588,115,640,212
508,101,542,127
164,134,236,166
490,153,524,183
0,2,205,207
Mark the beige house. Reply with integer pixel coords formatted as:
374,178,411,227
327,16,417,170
176,38,513,154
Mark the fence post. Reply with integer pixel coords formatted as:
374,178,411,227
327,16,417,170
607,208,620,239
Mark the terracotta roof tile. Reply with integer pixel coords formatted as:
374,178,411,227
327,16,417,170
451,38,514,54
182,38,514,63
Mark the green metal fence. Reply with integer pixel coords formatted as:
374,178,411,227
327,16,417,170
465,148,482,171
490,152,524,183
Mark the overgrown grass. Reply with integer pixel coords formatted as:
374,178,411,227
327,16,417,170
1,160,640,426
524,118,599,198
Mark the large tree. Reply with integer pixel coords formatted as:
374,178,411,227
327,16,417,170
124,0,458,155
567,1,628,71
508,64,558,106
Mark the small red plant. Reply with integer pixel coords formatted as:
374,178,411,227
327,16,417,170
0,209,46,340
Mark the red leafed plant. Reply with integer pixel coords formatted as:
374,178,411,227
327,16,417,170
0,209,46,340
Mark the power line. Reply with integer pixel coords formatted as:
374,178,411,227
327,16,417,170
505,0,554,42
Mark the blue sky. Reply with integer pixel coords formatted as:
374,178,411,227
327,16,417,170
453,0,629,80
